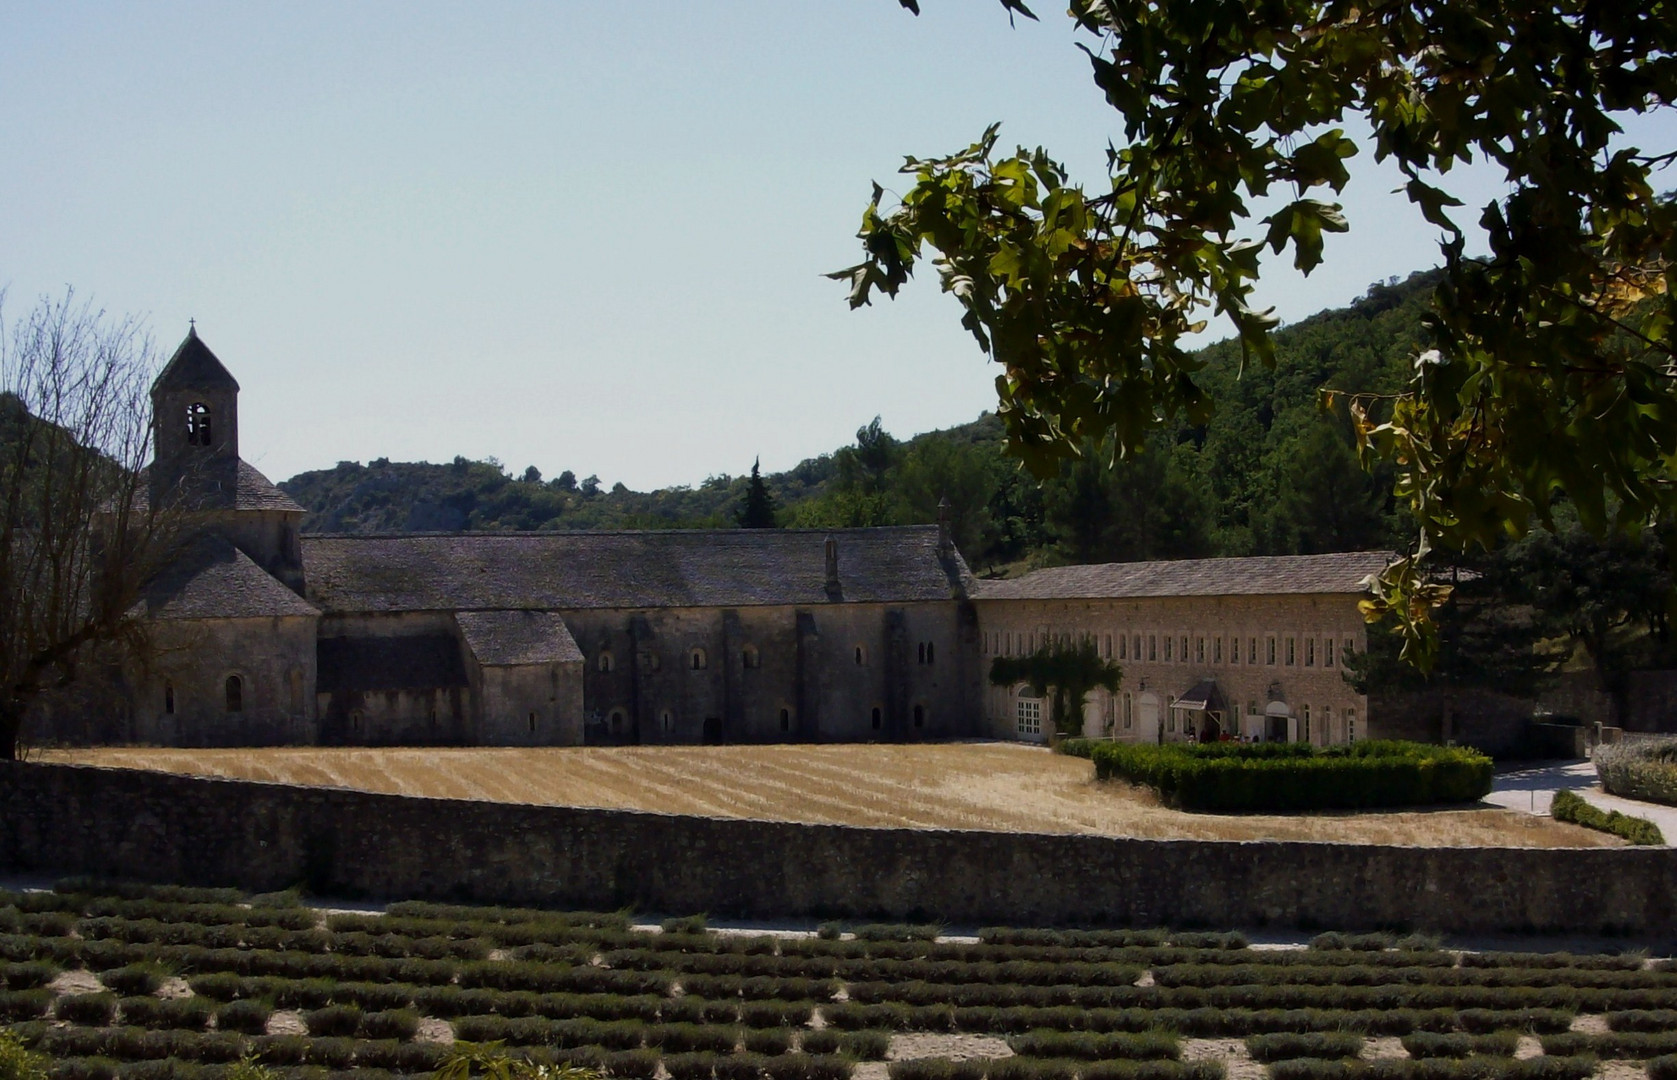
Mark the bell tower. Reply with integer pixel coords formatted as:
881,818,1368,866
150,325,240,509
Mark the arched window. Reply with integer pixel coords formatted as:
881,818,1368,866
598,651,614,673
913,704,925,728
186,402,212,446
689,648,707,671
779,708,791,733
528,712,537,733
224,675,242,713
163,682,175,716
609,708,626,732
870,706,882,730
660,709,675,733
854,645,866,666
741,645,760,670
350,710,363,733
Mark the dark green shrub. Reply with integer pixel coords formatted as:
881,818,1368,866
837,1031,890,1061
116,996,212,1031
1552,790,1665,845
214,999,272,1035
651,1024,741,1054
304,1035,358,1069
1088,739,1493,811
816,923,844,941
0,989,53,1021
800,1030,841,1055
1457,1009,1572,1034
1612,1011,1677,1032
746,1030,796,1056
1543,1032,1677,1058
716,1051,769,1080
330,981,413,1012
47,1057,120,1080
2,961,58,990
1007,1031,1180,1060
357,1008,420,1041
270,979,338,1011
607,1049,662,1080
1400,1033,1520,1059
1245,1032,1365,1062
664,915,711,935
250,1035,309,1067
742,1001,815,1028
452,1015,510,1042
804,1056,854,1080
301,1004,361,1038
888,1061,954,1080
852,925,942,943
665,1052,720,1080
57,993,119,1026
1647,1055,1677,1080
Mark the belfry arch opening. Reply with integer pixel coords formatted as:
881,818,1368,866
186,402,213,446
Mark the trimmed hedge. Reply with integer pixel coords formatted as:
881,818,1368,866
1595,739,1677,806
1086,740,1493,812
1551,790,1665,845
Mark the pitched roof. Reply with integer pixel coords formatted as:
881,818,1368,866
974,551,1395,602
132,460,305,514
152,327,239,393
301,526,972,614
236,461,306,512
317,634,467,693
457,610,583,667
139,535,319,620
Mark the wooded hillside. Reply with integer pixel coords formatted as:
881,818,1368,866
279,272,1437,572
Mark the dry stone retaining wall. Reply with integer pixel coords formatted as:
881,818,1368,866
3,761,1675,935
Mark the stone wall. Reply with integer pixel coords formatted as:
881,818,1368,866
5,761,1677,935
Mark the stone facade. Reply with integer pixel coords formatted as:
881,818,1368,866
973,557,1386,746
37,328,1405,752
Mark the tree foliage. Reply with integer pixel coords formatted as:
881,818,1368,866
841,0,1677,667
735,457,779,528
0,289,170,759
990,636,1123,737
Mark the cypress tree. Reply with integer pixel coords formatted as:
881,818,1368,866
737,458,778,529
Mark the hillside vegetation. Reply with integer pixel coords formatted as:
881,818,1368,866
278,274,1436,572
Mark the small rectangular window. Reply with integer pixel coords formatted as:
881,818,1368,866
1249,637,1258,664
1164,636,1173,662
1306,638,1316,666
1123,693,1133,729
1267,637,1277,665
1213,637,1222,664
1148,635,1157,662
1325,638,1336,667
1196,637,1205,664
1286,637,1296,666
1105,634,1113,659
1179,635,1188,662
1119,635,1128,660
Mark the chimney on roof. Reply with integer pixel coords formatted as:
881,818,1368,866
937,496,953,557
824,535,841,599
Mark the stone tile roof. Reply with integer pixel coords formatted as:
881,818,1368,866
139,535,319,620
974,551,1395,601
235,461,306,512
300,526,972,613
317,634,467,693
458,610,583,667
152,328,239,392
131,460,305,513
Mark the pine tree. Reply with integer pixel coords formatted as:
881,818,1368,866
736,458,778,529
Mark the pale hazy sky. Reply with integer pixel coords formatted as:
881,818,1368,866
4,3,1672,490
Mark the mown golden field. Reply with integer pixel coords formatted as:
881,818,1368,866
42,742,1613,848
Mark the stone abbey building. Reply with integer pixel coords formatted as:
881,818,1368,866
70,330,1388,749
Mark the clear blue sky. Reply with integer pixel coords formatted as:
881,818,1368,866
4,2,1671,490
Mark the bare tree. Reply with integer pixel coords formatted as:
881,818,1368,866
0,288,169,759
